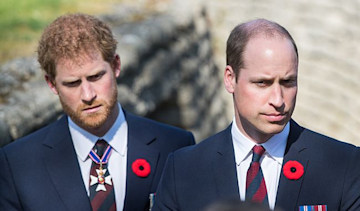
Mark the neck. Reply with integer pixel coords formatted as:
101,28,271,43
90,104,119,137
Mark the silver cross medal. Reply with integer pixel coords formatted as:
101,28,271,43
90,164,112,191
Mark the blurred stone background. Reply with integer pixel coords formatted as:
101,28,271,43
1,0,359,146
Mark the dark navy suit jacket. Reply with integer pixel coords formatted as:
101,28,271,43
153,120,360,211
0,110,195,211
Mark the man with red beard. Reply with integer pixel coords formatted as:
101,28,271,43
0,13,194,211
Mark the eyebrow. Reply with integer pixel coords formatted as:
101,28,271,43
87,70,106,79
282,75,297,80
61,69,107,83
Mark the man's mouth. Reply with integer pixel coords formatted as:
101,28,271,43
264,113,287,122
82,104,102,113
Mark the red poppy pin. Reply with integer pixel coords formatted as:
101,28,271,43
132,159,151,177
283,160,304,180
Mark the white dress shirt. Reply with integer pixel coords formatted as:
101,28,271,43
232,117,289,210
69,103,128,211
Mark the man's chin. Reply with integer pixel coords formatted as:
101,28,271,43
74,115,107,130
267,124,287,135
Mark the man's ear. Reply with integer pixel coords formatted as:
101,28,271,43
45,75,59,95
224,65,236,94
113,54,121,78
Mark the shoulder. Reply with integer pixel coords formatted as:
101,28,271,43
2,115,68,155
290,120,357,156
171,125,232,161
124,111,195,148
124,110,195,144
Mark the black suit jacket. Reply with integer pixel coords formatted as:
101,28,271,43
0,110,195,211
153,120,360,211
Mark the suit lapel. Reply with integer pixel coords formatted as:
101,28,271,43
275,120,308,210
42,116,91,210
212,125,240,199
123,112,159,210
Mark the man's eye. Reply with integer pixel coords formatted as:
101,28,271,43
88,71,105,81
88,74,101,81
63,81,80,87
282,79,297,87
254,80,270,87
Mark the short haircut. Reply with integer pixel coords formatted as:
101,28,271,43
37,13,118,80
226,18,298,79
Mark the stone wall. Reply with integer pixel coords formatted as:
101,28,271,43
0,2,230,146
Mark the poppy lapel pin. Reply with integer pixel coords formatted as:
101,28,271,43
283,160,304,180
132,158,151,178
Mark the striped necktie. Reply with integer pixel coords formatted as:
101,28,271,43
246,145,269,206
89,139,116,211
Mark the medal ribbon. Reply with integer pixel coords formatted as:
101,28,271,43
89,145,112,164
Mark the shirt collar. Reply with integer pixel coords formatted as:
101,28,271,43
69,103,128,161
231,116,289,165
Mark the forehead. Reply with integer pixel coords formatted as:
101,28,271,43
55,52,107,77
241,36,298,76
246,34,296,55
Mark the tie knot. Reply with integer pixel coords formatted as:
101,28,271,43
252,145,265,162
93,139,109,157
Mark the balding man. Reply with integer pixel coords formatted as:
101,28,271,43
153,18,360,211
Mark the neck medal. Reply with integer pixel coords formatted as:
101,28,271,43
89,145,113,191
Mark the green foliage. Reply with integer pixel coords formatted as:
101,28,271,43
0,0,61,34
0,0,119,63
0,0,64,62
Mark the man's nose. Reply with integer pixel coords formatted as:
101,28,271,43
269,84,284,108
81,81,96,104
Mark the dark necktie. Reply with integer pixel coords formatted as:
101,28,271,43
246,145,269,206
89,139,116,211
